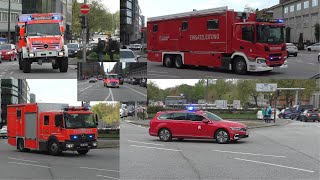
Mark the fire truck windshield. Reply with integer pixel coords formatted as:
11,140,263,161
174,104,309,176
26,23,61,36
256,25,284,44
107,75,117,79
64,114,96,129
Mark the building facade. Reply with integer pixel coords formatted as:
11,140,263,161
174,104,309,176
266,0,320,43
120,0,143,44
1,79,30,127
0,0,22,42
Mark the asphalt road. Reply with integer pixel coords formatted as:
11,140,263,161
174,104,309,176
120,120,320,180
0,60,77,79
146,51,320,79
77,80,147,102
0,139,119,179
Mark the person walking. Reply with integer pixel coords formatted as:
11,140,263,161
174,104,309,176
262,106,267,123
266,105,272,123
97,38,106,63
107,36,116,62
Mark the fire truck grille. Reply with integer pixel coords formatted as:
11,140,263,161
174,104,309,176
269,53,282,61
32,43,60,50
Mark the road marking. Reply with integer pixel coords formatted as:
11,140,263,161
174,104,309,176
148,73,182,78
8,162,50,168
79,167,120,172
96,174,119,179
8,157,39,162
123,85,147,97
104,88,111,101
109,88,114,101
130,145,181,152
234,158,314,173
148,71,168,74
211,150,286,158
79,84,95,92
128,140,165,146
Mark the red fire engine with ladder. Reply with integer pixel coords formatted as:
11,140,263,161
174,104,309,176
7,103,98,156
15,13,69,73
147,6,288,75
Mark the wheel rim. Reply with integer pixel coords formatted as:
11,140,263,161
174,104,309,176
51,142,58,152
160,129,170,141
19,140,23,150
175,57,181,67
165,57,171,67
217,131,228,143
236,61,245,72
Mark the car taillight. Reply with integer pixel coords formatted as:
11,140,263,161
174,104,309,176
318,113,320,116
306,113,310,117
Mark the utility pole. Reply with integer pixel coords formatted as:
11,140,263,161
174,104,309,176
7,0,11,43
82,0,87,62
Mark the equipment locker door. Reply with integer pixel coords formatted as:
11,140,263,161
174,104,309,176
24,112,38,149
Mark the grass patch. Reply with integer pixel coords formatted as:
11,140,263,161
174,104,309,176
98,133,119,138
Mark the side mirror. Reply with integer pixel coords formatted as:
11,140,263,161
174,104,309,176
202,119,210,123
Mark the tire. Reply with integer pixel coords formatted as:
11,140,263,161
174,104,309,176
308,48,311,51
233,57,247,75
164,55,173,68
52,63,59,69
175,55,184,69
48,140,62,156
59,58,68,72
294,53,297,57
17,139,29,152
177,138,184,141
215,129,229,144
22,59,31,73
158,128,172,142
77,150,89,155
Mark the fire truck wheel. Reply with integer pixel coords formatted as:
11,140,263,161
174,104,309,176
17,139,29,152
59,58,68,72
233,57,247,75
22,59,31,73
164,55,173,68
77,150,89,155
175,55,184,69
52,63,59,69
48,140,62,156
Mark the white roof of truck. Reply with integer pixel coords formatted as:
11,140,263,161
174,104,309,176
148,6,229,22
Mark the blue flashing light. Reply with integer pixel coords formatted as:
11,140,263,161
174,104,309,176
89,135,94,138
270,57,274,60
72,135,78,139
53,16,59,20
277,19,284,23
27,16,32,21
187,106,195,111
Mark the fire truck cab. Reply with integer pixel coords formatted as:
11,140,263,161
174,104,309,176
147,6,288,75
15,13,69,73
7,103,98,156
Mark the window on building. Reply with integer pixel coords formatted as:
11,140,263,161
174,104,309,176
290,5,294,12
153,24,158,32
17,110,21,119
44,116,49,125
297,3,301,10
11,13,17,22
284,7,288,13
312,0,318,6
126,17,132,24
2,12,8,22
182,21,188,31
304,1,309,8
207,19,219,30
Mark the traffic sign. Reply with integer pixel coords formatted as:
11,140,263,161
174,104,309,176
80,4,90,15
256,83,277,92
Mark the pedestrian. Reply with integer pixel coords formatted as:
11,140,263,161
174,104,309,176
107,36,117,62
267,105,272,123
97,38,106,63
262,106,267,123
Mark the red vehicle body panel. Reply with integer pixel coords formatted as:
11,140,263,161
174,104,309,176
147,7,286,72
104,74,120,88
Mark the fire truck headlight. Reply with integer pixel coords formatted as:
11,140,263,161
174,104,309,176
58,52,64,56
257,59,266,64
71,135,78,140
29,53,35,57
66,144,74,148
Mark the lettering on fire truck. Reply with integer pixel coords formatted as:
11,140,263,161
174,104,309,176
190,34,220,41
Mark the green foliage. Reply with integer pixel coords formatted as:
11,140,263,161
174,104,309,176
92,102,120,125
147,106,165,114
147,81,164,101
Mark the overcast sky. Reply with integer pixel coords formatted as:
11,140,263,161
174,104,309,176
103,62,117,73
140,0,278,19
150,79,200,89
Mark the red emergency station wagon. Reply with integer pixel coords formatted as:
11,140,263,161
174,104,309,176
147,6,287,75
7,103,98,156
104,74,120,88
149,108,248,143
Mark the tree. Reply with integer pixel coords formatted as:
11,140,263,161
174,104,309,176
237,80,262,107
92,102,120,125
315,23,320,42
147,81,163,102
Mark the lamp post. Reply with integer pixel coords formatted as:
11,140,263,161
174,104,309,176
7,0,11,43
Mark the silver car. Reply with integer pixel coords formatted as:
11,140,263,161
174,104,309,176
0,126,7,138
307,43,320,51
286,43,298,57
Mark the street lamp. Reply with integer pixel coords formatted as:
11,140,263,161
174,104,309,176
7,0,11,43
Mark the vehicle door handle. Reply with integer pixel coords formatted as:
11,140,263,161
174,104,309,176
240,46,244,50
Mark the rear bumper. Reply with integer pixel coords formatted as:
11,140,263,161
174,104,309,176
62,140,98,151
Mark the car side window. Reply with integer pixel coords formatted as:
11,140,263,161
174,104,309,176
158,113,172,120
187,113,204,121
171,113,187,120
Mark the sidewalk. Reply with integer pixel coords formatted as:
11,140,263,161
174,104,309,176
123,116,292,129
97,139,119,148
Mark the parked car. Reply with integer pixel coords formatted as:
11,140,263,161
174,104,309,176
149,109,248,144
128,106,135,116
278,108,293,119
257,108,280,120
67,43,80,57
306,43,320,51
120,49,140,62
286,43,298,57
140,78,147,87
98,75,103,80
0,44,16,61
130,78,139,85
89,77,98,83
290,105,314,120
299,109,319,122
0,126,7,138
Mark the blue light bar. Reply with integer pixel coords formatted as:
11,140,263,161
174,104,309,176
277,19,284,23
72,135,78,139
27,16,32,21
53,16,59,20
187,106,194,111
89,135,94,138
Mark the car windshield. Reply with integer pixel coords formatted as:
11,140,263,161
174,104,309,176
120,51,135,58
65,114,96,129
27,23,61,36
67,44,78,49
107,75,117,79
257,25,284,44
203,111,222,121
0,45,11,50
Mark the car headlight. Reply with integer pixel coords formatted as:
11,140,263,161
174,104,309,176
58,52,64,56
75,51,77,53
66,144,74,148
93,142,97,147
230,127,242,131
29,53,35,57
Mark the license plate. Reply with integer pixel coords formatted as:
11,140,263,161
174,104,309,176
80,143,88,147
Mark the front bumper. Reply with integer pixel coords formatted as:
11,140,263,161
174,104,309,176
26,50,66,59
2,54,13,60
0,133,7,137
62,140,98,151
248,58,287,72
305,117,320,121
107,83,119,87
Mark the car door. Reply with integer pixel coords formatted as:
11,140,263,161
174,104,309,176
187,113,209,138
235,24,256,60
39,114,50,141
167,113,191,137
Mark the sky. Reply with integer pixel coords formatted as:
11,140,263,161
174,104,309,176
103,62,117,73
150,79,200,89
140,0,279,19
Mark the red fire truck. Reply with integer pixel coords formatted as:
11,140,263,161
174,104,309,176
15,13,68,73
147,6,288,75
7,103,98,156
